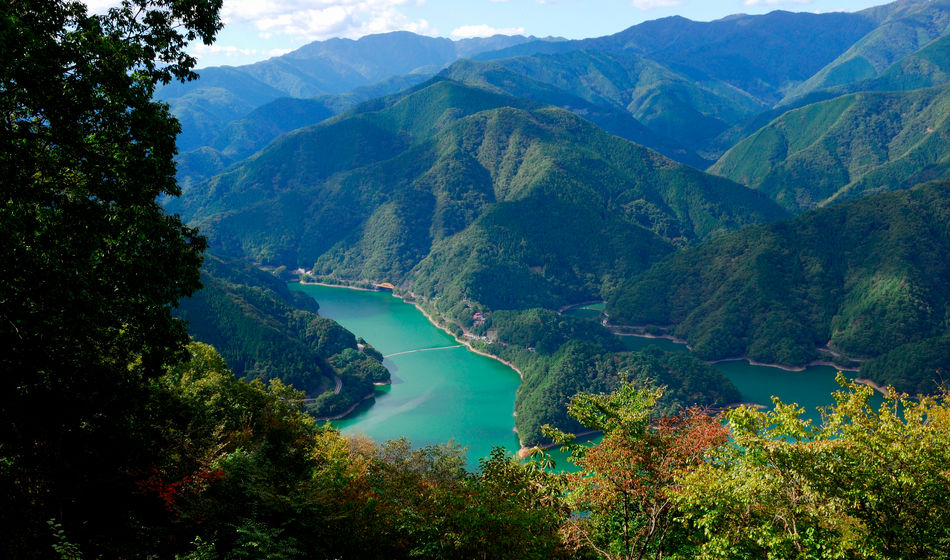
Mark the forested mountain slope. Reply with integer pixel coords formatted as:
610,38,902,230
608,180,950,393
176,254,389,417
173,79,784,317
706,17,950,167
711,85,950,212
441,52,756,161
175,73,436,186
782,0,950,103
480,10,876,106
169,7,887,164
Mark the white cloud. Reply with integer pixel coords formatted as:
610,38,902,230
450,24,526,39
631,0,682,9
222,0,435,41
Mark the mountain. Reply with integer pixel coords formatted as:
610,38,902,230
461,309,741,446
161,67,288,152
166,9,880,157
848,31,950,93
782,0,950,104
711,85,950,212
175,254,389,417
480,10,876,106
441,52,757,161
457,9,882,161
607,180,950,394
157,32,547,151
175,73,436,187
171,79,785,320
176,98,335,187
706,21,950,162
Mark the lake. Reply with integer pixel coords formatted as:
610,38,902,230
291,284,523,465
291,284,878,468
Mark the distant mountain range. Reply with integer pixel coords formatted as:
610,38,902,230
712,84,950,212
158,32,561,151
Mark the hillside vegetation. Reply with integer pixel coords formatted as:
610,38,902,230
712,85,950,212
176,254,389,417
176,79,784,316
169,8,888,167
480,10,875,106
175,74,437,186
608,180,950,393
443,50,761,157
782,0,950,102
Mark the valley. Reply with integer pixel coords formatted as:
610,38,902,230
7,0,950,556
166,0,950,448
292,284,883,466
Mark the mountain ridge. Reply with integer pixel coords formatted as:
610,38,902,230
174,79,785,317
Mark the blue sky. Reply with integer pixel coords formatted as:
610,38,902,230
87,0,892,68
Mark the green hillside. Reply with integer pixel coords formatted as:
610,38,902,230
711,85,950,212
172,79,782,443
839,31,950,94
706,27,950,162
783,0,950,103
163,68,287,152
482,10,875,106
442,51,760,157
175,74,435,187
167,9,884,160
177,80,784,317
608,180,950,393
595,11,875,105
176,254,389,417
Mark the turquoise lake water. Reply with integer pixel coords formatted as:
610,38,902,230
291,284,522,465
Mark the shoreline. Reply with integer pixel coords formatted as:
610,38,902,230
854,377,889,396
297,281,871,451
303,282,861,378
295,280,526,415
405,297,525,382
708,355,860,373
558,300,605,314
609,325,861,373
311,381,392,422
312,391,376,422
297,279,379,292
603,322,690,346
516,430,602,459
604,322,864,374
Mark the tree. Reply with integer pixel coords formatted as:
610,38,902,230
548,380,729,560
675,375,950,558
0,0,220,555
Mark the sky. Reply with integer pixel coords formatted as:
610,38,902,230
85,0,893,68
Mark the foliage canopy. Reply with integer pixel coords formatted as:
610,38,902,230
0,0,220,554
